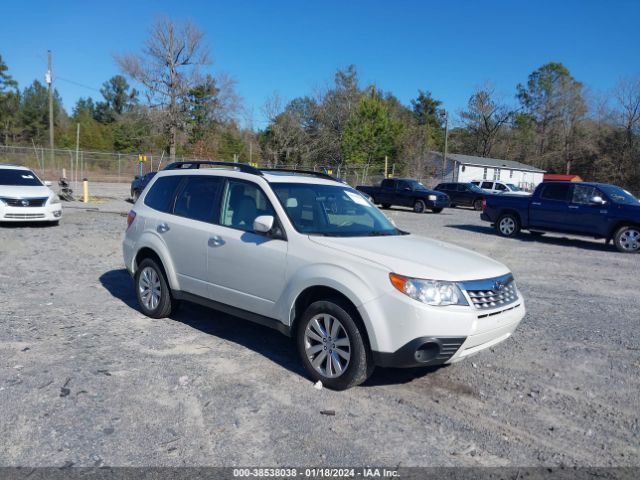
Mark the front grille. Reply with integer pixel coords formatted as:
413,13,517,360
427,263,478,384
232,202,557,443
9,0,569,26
460,274,519,311
4,213,46,219
1,197,48,207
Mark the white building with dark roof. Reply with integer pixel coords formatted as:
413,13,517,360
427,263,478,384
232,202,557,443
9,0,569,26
429,152,546,191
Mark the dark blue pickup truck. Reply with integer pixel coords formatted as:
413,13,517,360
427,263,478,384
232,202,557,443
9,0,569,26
481,181,640,253
357,178,450,213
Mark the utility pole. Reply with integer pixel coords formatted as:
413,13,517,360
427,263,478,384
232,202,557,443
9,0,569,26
441,110,449,181
46,50,54,175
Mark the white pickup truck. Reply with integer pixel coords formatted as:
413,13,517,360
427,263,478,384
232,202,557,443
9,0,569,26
123,162,525,390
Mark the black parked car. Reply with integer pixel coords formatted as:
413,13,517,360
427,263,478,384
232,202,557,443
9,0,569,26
434,182,486,210
357,178,450,213
130,172,157,201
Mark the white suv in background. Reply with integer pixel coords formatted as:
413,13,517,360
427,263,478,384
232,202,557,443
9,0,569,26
123,162,525,390
0,165,62,224
471,180,531,195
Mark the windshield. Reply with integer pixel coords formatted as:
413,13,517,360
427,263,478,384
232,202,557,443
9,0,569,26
599,185,640,205
467,183,484,193
0,168,43,186
407,180,429,191
271,183,402,237
506,183,523,191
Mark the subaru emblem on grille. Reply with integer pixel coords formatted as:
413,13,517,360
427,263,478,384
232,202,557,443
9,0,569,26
21,199,29,206
494,280,505,291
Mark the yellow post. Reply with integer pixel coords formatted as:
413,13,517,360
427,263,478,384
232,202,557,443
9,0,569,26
83,178,89,203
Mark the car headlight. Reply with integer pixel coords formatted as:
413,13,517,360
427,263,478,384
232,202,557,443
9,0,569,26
390,273,468,306
0,198,5,206
49,194,61,205
428,194,437,201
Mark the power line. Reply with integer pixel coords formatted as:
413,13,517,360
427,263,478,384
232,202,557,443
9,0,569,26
56,76,101,93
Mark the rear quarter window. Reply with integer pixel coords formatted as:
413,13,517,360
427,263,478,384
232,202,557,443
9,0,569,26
144,175,183,213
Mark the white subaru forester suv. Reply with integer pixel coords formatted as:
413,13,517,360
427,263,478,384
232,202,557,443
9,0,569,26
123,162,525,390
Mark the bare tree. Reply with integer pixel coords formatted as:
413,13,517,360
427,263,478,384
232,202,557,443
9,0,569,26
116,17,211,160
459,85,512,157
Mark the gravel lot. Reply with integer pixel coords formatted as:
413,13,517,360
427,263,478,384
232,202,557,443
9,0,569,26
0,182,638,468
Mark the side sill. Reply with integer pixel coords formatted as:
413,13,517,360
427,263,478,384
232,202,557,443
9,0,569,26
173,291,291,337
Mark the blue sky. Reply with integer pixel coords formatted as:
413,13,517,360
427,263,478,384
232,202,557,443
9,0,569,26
2,0,638,128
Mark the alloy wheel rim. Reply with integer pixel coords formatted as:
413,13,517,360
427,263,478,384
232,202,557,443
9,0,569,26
500,217,515,235
620,229,640,251
304,314,351,379
139,266,161,310
414,202,424,213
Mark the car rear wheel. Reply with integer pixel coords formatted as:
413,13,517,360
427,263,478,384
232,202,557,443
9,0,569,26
473,199,483,211
135,258,175,318
614,225,640,253
413,200,426,213
296,299,371,390
496,213,520,237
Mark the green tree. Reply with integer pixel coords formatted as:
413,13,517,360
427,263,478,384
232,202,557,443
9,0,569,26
0,54,19,144
516,62,586,172
411,90,445,148
19,80,63,143
342,87,397,167
94,75,138,123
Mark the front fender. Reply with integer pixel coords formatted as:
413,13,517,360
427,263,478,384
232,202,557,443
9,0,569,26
276,263,384,345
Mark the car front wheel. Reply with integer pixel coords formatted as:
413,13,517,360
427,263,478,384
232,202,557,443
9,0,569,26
430,207,443,213
296,299,371,390
614,225,640,253
413,200,426,213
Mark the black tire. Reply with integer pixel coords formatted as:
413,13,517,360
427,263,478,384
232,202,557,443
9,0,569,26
135,258,175,318
296,298,371,390
430,207,443,214
613,225,640,253
473,199,483,211
381,203,391,209
450,203,457,208
413,200,426,213
496,213,520,237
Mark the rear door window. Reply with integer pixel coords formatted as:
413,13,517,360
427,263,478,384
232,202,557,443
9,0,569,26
540,184,570,201
381,179,394,189
494,183,508,191
144,175,183,213
173,176,224,223
481,181,494,189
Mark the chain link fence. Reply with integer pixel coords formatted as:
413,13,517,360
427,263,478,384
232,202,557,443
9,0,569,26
1,145,442,188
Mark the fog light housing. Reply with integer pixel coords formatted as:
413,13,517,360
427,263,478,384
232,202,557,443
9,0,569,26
53,210,62,218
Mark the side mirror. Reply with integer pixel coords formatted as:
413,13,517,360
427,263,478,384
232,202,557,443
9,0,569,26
44,181,53,187
253,215,274,234
591,196,606,205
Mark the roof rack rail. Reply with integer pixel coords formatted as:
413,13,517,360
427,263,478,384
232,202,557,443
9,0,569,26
163,161,263,176
260,168,338,181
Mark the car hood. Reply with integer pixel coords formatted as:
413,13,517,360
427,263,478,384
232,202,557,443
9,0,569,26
0,185,54,199
309,234,510,281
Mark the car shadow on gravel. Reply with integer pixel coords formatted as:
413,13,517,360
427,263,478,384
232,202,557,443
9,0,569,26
0,221,58,228
99,268,449,388
446,224,615,252
99,268,306,377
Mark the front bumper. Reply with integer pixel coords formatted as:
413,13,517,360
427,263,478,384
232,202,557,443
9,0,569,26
0,203,62,222
359,287,525,368
426,197,450,208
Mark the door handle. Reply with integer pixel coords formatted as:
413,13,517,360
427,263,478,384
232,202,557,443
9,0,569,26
568,205,579,209
208,235,225,247
531,202,541,206
157,223,170,233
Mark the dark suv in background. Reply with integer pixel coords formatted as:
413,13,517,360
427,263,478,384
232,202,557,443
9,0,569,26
434,182,486,210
